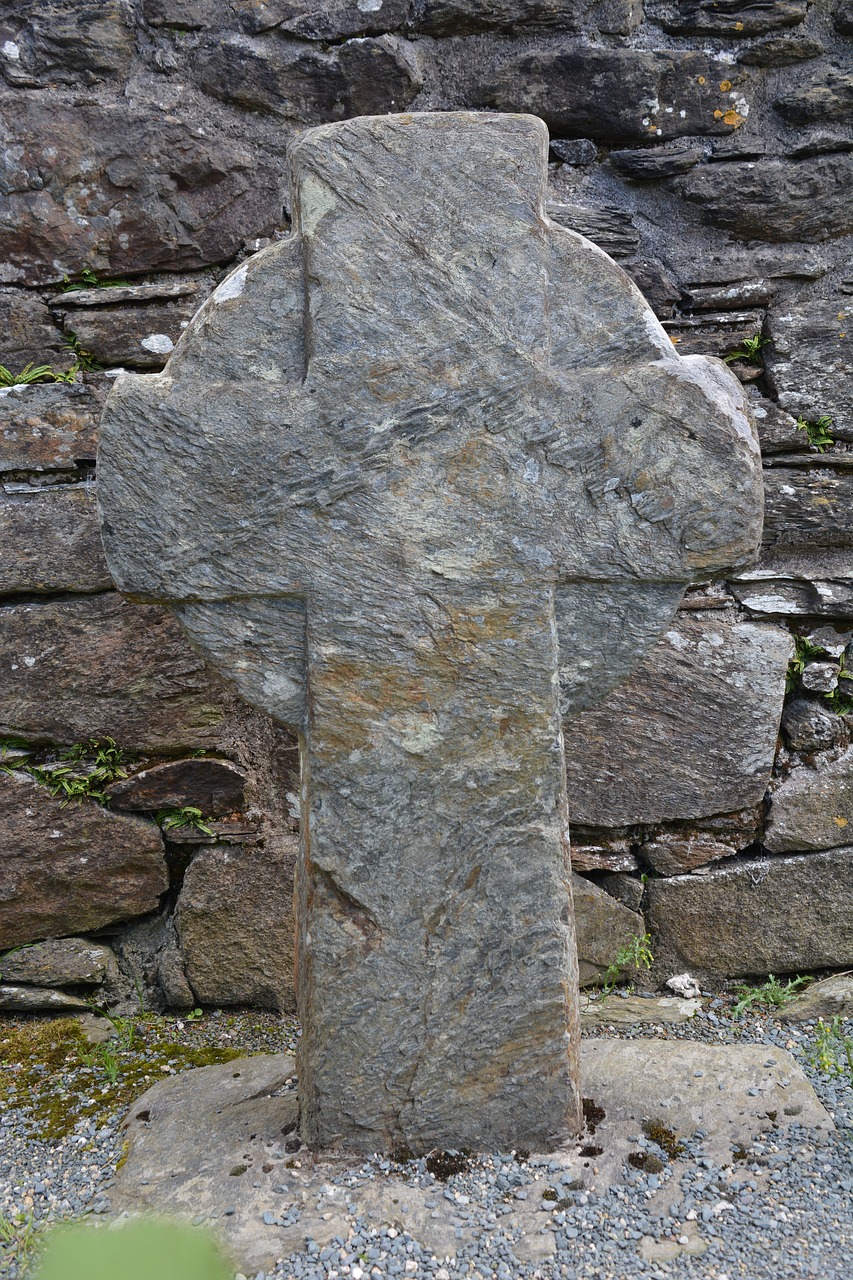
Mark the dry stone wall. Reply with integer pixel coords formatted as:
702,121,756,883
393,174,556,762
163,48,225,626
1,0,852,1009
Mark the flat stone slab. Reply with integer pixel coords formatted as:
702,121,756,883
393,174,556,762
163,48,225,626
579,995,701,1025
112,1040,831,1274
775,973,853,1022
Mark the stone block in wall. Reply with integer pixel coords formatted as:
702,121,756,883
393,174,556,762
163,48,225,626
782,698,849,753
0,486,111,593
564,616,792,825
0,771,167,949
546,204,639,257
143,0,230,26
410,0,640,35
621,258,681,320
173,837,298,1009
765,300,852,439
232,0,411,37
0,383,101,472
478,48,752,141
195,33,421,120
737,36,825,67
0,95,285,285
572,873,645,985
647,849,853,977
105,758,247,815
651,0,807,36
54,299,202,370
759,467,853,574
678,154,853,243
0,594,235,751
0,937,117,986
662,309,766,360
0,290,71,372
3,1,136,85
730,573,853,619
765,748,853,853
747,393,805,455
836,1,853,35
608,143,707,180
774,68,853,126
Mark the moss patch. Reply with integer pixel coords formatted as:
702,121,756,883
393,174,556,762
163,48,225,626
0,1016,243,1143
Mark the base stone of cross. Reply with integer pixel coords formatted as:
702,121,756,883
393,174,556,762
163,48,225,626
98,112,762,1154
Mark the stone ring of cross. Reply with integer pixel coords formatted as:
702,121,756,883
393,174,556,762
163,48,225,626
98,111,763,1155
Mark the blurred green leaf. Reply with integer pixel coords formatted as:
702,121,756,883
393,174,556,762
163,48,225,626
35,1219,232,1280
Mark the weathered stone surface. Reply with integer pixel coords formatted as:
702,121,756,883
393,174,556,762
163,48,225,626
0,594,232,751
54,299,202,370
545,203,639,257
652,0,807,35
173,837,298,1009
3,1,135,85
53,279,204,309
142,0,222,27
641,831,740,875
231,0,410,37
781,698,848,753
777,973,853,1022
685,281,773,310
729,572,853,619
0,771,167,949
800,660,838,693
565,618,791,825
766,749,853,853
761,469,853,569
549,137,598,165
411,0,639,34
0,486,111,593
622,257,682,319
765,300,852,438
0,382,101,472
113,1043,830,1274
836,1,853,35
0,95,284,285
747,393,804,454
99,113,761,1153
478,50,752,141
738,36,825,66
0,289,72,371
0,937,116,986
647,849,853,977
774,68,853,126
580,994,701,1024
195,33,421,120
663,309,766,361
105,758,246,815
679,154,853,242
609,143,706,180
0,984,90,1011
573,873,645,985
571,835,638,873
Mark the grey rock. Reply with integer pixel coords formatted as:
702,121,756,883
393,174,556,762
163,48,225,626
549,137,598,166
478,49,752,141
0,984,91,1011
580,995,700,1024
800,661,839,694
729,573,853,618
652,0,808,35
774,68,853,126
684,281,773,311
0,594,234,752
805,624,853,657
0,94,284,286
738,36,824,66
105,758,247,815
410,0,641,34
52,278,204,309
766,748,853,853
761,469,853,568
54,299,203,370
0,382,102,472
174,837,298,1010
113,1041,831,1275
195,33,421,120
0,936,117,986
8,0,135,85
0,288,74,372
781,698,848,752
747,393,804,455
662,310,766,361
621,257,682,319
565,617,791,825
233,0,411,37
545,203,639,257
765,299,852,439
0,770,167,949
599,871,644,911
835,0,853,35
679,153,853,242
572,874,645,986
0,486,112,593
99,113,762,1153
647,849,853,977
142,0,221,27
571,836,638,874
680,244,828,285
641,831,741,876
608,144,706,180
776,972,853,1022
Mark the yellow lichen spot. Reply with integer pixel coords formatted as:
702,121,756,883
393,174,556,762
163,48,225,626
834,816,849,828
735,20,744,29
719,80,732,92
670,336,681,345
697,76,706,85
723,110,747,128
714,109,724,119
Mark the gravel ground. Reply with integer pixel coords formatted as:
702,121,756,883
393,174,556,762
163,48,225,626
1,997,850,1280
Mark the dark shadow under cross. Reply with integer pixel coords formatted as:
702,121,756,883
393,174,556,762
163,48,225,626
98,112,762,1153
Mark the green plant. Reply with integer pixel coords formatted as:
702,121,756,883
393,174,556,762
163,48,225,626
185,1007,204,1022
723,333,769,364
78,1041,121,1082
26,737,128,805
796,414,834,452
156,806,214,836
0,362,70,387
63,331,101,372
601,932,654,996
732,973,811,1017
808,1016,853,1078
0,1207,38,1269
61,267,129,292
35,1219,232,1280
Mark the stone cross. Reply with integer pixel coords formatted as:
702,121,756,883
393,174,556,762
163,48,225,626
98,112,762,1155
